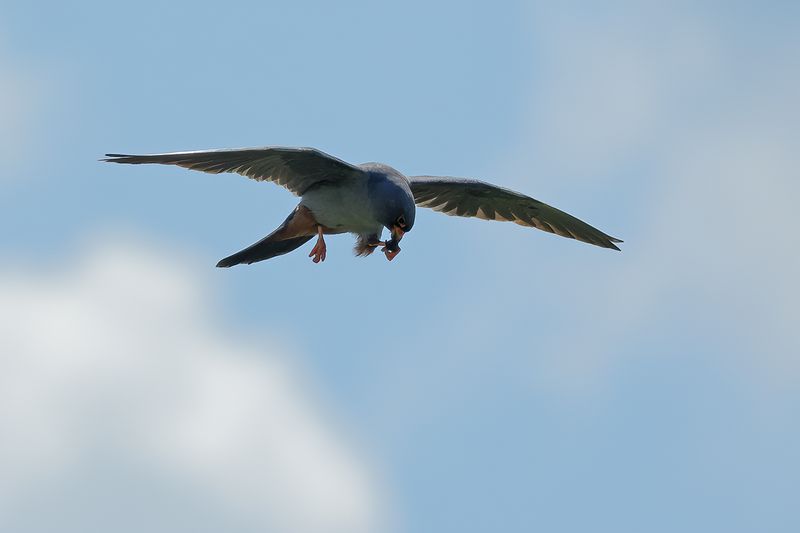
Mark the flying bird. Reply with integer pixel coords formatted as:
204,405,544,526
103,146,622,266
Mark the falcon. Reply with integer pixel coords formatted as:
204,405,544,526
103,146,622,266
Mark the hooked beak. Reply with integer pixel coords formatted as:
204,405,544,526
382,225,405,261
391,225,405,241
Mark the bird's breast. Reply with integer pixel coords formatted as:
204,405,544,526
300,184,381,234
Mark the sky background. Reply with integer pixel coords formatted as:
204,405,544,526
1,1,799,532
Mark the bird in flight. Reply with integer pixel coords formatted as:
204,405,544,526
103,146,621,266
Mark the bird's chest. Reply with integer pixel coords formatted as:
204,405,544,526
300,185,380,234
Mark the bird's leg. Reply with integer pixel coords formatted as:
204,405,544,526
308,225,327,263
354,234,384,257
363,234,400,261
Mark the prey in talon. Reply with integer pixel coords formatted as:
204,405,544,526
382,238,401,261
380,217,406,261
103,145,622,267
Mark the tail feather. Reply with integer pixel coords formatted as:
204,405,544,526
217,235,313,267
217,205,320,267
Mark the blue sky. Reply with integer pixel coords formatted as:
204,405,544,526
1,2,799,532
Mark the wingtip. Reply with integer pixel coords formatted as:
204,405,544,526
605,236,623,251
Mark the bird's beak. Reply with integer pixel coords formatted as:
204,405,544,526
391,225,405,241
381,225,405,261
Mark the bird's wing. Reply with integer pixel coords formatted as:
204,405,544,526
103,146,364,196
409,176,622,250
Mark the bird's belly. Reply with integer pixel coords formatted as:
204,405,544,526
300,186,381,234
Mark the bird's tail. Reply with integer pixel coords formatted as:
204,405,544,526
216,235,313,267
216,207,318,267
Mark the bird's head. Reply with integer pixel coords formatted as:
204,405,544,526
364,163,417,260
389,210,413,240
380,194,415,260
379,211,410,261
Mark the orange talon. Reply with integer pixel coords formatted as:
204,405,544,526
309,226,327,263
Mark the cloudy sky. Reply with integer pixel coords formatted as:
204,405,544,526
1,1,798,532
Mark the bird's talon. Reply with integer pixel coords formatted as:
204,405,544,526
309,226,327,264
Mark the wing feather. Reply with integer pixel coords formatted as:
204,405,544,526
409,176,622,250
102,146,364,196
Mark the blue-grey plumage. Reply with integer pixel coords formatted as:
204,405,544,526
360,163,416,233
299,162,414,261
102,145,621,266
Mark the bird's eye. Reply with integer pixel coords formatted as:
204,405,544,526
397,215,406,227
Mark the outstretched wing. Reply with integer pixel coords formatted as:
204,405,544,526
103,146,364,196
409,176,622,250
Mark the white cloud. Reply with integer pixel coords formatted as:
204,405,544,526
530,138,800,396
0,237,382,533
492,4,800,394
0,42,43,176
514,3,722,182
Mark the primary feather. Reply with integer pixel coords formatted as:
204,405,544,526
409,176,622,250
103,146,364,196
